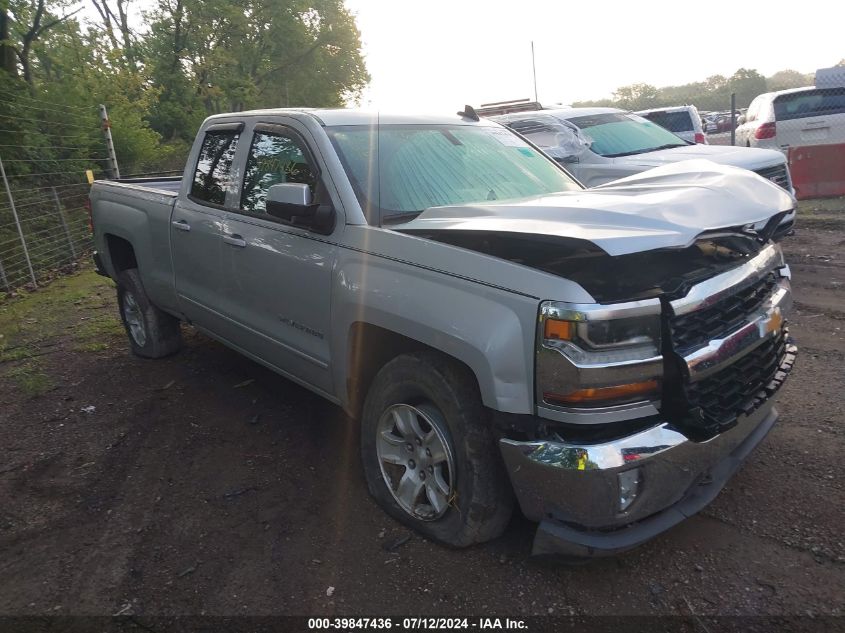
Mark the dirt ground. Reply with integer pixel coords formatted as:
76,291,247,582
0,200,843,618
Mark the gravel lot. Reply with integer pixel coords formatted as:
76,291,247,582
0,200,843,619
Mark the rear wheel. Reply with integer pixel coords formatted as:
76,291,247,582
361,352,513,547
116,268,181,358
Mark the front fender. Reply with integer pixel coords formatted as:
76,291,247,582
331,250,539,415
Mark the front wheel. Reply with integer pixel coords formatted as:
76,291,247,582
361,352,513,547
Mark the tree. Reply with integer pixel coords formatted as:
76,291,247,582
1,0,16,75
613,83,659,110
144,0,369,142
767,69,812,92
0,0,370,173
728,68,767,108
89,0,137,69
8,0,81,84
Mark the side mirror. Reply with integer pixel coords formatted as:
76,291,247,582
265,182,335,234
267,183,314,217
558,155,579,165
737,115,746,125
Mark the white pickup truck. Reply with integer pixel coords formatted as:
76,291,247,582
89,108,797,558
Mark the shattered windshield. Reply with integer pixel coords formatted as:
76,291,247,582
326,124,581,223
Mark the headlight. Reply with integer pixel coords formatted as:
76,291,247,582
543,313,661,364
537,300,663,415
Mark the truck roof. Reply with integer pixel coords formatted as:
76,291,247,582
204,108,501,127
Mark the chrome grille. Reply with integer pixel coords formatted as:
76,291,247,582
754,164,790,190
667,270,794,433
683,331,796,432
669,273,778,352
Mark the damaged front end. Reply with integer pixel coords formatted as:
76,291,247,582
394,161,799,556
503,243,797,557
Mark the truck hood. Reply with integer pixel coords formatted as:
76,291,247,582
395,160,795,257
617,144,785,171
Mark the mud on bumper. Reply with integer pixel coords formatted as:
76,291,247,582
499,398,782,558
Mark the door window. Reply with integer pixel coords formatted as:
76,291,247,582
241,130,318,214
190,130,240,205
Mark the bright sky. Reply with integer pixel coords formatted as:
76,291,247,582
84,0,842,112
345,0,844,111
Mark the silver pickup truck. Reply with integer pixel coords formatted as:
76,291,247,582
90,108,797,558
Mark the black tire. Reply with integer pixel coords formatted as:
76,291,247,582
115,268,182,358
361,351,513,547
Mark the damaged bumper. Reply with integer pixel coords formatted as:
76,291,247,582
499,398,782,558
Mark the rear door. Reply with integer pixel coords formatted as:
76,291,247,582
171,122,242,328
773,88,845,149
218,121,338,395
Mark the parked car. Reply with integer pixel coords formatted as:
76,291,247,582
90,108,797,558
635,105,707,144
494,107,795,236
715,111,743,133
701,113,719,134
736,86,845,152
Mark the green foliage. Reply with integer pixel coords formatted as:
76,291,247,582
612,83,659,110
767,69,813,92
143,0,370,144
573,67,816,112
0,0,370,170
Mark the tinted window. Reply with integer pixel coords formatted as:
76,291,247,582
241,131,318,214
191,131,240,205
773,89,845,121
640,111,694,132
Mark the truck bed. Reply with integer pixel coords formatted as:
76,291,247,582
111,176,183,194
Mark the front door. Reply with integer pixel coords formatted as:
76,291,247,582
219,123,337,395
171,123,241,330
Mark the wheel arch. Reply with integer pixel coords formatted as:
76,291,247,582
343,321,494,420
103,233,138,275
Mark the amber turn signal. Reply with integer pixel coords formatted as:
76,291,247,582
544,319,574,341
544,379,659,405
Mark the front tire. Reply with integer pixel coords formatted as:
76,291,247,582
361,352,513,547
116,268,182,358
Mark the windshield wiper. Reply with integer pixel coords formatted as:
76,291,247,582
604,143,688,158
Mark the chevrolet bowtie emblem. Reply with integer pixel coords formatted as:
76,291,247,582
763,310,783,335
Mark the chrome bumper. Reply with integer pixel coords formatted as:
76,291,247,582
500,399,779,557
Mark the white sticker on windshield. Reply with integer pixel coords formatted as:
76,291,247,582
485,127,530,147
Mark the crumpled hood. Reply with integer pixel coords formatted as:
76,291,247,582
619,144,785,171
396,160,796,257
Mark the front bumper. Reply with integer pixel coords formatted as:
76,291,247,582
499,399,779,558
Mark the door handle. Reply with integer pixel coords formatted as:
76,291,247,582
223,234,247,248
172,219,191,232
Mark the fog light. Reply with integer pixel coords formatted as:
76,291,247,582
618,468,642,512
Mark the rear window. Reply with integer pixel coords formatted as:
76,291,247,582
640,111,694,132
191,130,240,205
773,89,845,122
